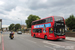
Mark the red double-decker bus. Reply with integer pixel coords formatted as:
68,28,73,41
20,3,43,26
31,16,65,40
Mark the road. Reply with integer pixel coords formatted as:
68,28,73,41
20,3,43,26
0,32,75,50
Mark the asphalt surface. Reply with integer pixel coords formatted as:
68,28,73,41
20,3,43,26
0,32,75,50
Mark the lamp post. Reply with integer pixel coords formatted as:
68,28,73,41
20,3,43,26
18,18,22,25
18,18,22,30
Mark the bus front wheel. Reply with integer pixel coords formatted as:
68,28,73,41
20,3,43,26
44,35,47,40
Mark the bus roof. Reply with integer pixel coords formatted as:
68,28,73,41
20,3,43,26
32,16,63,23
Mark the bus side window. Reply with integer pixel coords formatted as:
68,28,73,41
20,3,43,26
33,29,42,33
39,29,42,33
37,29,42,33
46,17,53,23
40,19,46,24
32,22,36,25
33,29,36,32
33,29,37,33
49,28,53,33
46,18,49,22
50,17,53,22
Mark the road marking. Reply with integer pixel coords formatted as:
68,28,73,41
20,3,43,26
43,41,75,50
20,37,42,47
1,34,9,36
2,34,4,50
26,39,43,47
44,45,56,50
25,33,30,35
43,41,60,46
26,39,36,44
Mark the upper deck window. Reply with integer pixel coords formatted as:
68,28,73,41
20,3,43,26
46,17,53,22
32,17,53,25
54,16,64,22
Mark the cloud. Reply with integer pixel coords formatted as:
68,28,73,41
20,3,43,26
26,0,75,10
0,0,75,25
0,1,5,5
0,10,5,14
2,25,9,28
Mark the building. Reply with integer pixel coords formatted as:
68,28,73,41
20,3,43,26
2,27,9,31
21,25,27,29
0,19,2,31
2,25,9,31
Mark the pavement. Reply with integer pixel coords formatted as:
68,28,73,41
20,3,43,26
66,37,75,41
0,33,1,44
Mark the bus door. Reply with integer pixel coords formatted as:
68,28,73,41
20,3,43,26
35,29,40,37
49,28,53,38
37,29,42,38
35,32,38,37
33,29,38,37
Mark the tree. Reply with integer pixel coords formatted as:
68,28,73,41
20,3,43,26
25,14,41,28
65,15,75,29
9,24,15,31
15,24,21,31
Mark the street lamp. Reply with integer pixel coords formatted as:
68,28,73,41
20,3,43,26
18,18,22,30
18,18,22,25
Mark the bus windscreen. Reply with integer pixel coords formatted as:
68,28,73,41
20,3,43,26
54,16,64,22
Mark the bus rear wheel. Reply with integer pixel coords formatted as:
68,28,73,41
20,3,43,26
33,34,36,38
44,35,47,40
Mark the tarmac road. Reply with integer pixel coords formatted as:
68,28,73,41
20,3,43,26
0,32,75,50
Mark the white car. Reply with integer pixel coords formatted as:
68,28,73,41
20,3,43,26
17,31,22,34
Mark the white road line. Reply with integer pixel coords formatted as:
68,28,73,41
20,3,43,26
43,41,60,46
25,33,30,35
26,39,42,47
26,39,37,44
44,45,56,50
20,37,42,47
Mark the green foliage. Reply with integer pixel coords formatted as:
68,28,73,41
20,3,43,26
25,14,41,28
9,24,15,31
15,24,21,31
65,15,75,29
9,23,21,31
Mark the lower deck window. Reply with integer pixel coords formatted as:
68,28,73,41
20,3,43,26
33,29,42,33
49,28,53,33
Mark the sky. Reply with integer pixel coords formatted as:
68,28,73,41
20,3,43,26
0,0,75,27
